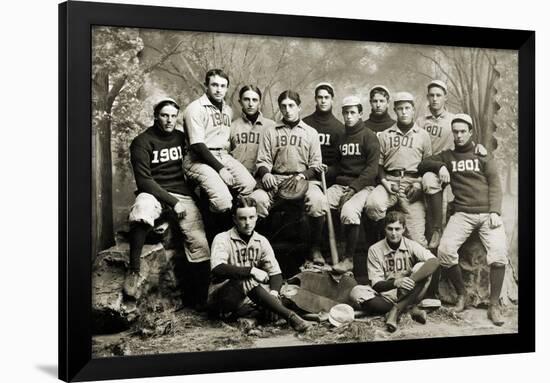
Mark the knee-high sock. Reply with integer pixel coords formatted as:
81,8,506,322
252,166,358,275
362,296,394,315
490,264,506,305
345,224,360,259
395,278,430,312
248,286,293,319
427,191,443,231
129,222,152,272
446,265,466,296
425,267,441,299
309,216,326,250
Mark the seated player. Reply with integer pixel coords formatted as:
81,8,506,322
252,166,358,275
208,196,311,332
355,211,439,332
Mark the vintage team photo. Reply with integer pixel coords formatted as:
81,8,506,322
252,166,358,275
91,26,519,357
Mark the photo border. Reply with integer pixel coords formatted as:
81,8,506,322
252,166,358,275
59,1,535,381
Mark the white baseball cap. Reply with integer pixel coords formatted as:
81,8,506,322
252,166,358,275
427,80,448,94
315,82,335,95
393,91,415,106
342,95,362,108
328,304,355,327
369,85,391,99
452,113,473,127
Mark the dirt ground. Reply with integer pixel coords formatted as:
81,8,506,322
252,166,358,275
92,304,518,357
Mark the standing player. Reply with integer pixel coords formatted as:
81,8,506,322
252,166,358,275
416,80,455,249
208,197,311,332
126,99,210,307
326,96,380,276
419,114,507,326
353,211,439,332
250,90,328,265
183,69,256,213
303,82,344,186
230,85,276,175
366,92,432,247
364,85,396,134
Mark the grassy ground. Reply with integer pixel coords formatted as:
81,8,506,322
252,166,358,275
92,304,518,357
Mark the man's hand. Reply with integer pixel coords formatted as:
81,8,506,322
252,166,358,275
219,168,234,186
488,212,503,229
474,143,488,156
394,277,415,291
262,173,278,190
439,166,451,183
310,163,328,175
381,178,398,195
250,267,269,283
339,188,356,209
173,201,187,219
405,182,423,202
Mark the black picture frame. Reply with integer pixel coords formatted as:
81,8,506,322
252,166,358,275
58,1,535,381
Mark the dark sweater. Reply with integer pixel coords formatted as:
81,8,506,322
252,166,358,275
364,111,396,133
331,120,380,192
303,109,344,167
418,140,502,215
130,124,190,207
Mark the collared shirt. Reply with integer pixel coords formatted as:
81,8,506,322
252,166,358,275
256,119,322,174
183,93,233,149
210,227,281,276
378,123,432,172
367,237,435,287
416,109,455,155
230,113,276,174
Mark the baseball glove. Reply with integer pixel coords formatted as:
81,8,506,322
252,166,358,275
405,183,423,203
277,176,308,200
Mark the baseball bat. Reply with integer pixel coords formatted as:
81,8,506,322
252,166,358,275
320,170,339,265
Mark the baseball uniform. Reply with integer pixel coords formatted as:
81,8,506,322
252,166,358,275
416,110,455,194
250,119,328,218
419,140,508,268
366,123,432,246
365,111,396,134
183,94,256,212
129,123,209,262
367,236,435,302
230,112,275,174
326,119,379,225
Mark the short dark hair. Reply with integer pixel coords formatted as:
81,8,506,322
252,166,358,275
231,196,258,216
153,100,180,118
315,85,334,98
204,68,230,86
385,211,406,228
370,88,390,101
239,85,262,100
277,90,301,106
342,104,363,114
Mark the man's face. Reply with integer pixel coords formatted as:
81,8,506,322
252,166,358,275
239,90,261,116
394,102,415,125
315,89,333,112
342,106,362,127
156,105,179,133
385,221,405,245
233,206,258,236
452,122,472,147
427,86,447,114
370,93,389,115
279,98,301,122
205,75,229,102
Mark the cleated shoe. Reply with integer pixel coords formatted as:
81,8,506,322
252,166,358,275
488,304,505,326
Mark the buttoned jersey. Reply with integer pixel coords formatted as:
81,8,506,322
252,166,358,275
230,113,276,174
367,237,435,287
183,94,233,149
256,119,322,174
210,227,281,276
416,110,455,155
378,124,432,172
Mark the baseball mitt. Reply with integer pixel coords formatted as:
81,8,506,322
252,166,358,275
277,176,308,200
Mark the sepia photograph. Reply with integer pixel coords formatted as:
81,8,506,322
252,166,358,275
90,25,519,358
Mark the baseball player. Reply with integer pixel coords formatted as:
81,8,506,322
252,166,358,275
366,92,432,247
208,196,311,332
419,113,507,326
303,82,344,186
250,90,328,265
364,85,396,134
183,69,256,213
326,96,380,277
353,211,440,332
230,85,276,175
125,99,210,307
